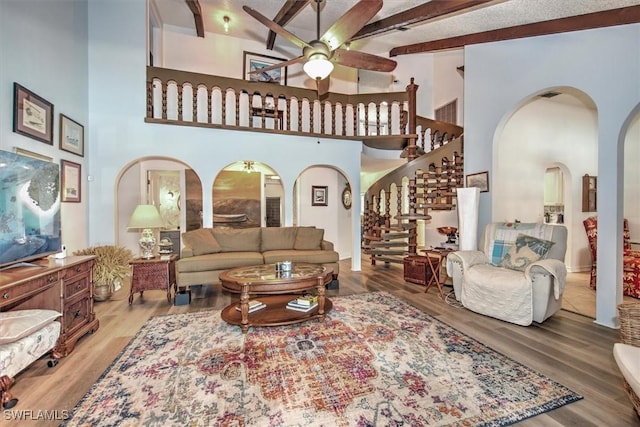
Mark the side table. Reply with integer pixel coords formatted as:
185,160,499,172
129,255,177,304
419,248,455,300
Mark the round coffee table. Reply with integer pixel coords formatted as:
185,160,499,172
220,263,333,333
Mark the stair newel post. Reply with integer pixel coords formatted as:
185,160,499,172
406,78,419,161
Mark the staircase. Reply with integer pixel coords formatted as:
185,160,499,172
363,123,464,266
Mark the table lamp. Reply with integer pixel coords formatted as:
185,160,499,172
127,204,165,259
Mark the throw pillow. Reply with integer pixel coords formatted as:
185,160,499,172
499,233,555,272
212,227,261,252
261,227,298,252
182,229,221,256
294,227,324,250
0,309,62,345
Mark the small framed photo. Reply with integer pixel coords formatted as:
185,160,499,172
59,114,84,157
312,185,328,206
13,83,54,145
243,51,288,85
466,171,489,193
61,159,81,203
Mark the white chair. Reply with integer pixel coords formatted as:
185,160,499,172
446,222,567,326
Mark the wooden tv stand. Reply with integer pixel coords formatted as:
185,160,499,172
0,255,99,357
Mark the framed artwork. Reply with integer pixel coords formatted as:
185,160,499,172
466,171,489,193
14,147,53,162
61,159,81,202
59,114,84,157
243,51,288,85
312,185,328,206
13,83,54,145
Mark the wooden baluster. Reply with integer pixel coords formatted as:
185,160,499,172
192,84,198,123
353,104,358,136
235,92,240,127
177,84,183,121
408,178,417,255
396,186,403,228
310,100,315,133
364,104,369,136
285,98,290,131
331,103,336,135
208,87,213,125
161,81,167,120
146,79,153,119
376,103,381,136
387,103,392,136
342,103,347,136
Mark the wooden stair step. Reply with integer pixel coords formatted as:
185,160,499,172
374,223,417,231
362,234,382,241
395,214,432,220
380,232,412,239
369,241,409,248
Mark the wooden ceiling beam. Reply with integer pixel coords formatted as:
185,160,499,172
351,0,495,41
185,0,205,38
266,0,311,50
390,5,640,56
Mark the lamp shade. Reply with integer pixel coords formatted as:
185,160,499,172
127,204,165,229
303,54,334,80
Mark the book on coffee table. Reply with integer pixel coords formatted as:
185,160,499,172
236,300,266,313
286,299,318,312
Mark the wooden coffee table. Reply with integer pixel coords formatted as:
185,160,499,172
220,263,333,333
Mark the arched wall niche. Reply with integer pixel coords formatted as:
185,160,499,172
212,160,283,228
295,165,353,260
493,86,597,274
115,157,202,256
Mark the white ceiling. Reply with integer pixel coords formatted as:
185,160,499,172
153,0,640,55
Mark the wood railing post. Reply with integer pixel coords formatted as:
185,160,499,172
406,77,419,161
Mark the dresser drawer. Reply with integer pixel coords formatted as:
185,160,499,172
0,272,59,307
65,274,90,299
64,297,90,334
60,260,92,280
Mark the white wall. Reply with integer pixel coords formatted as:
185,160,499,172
0,0,89,254
433,50,465,124
464,25,640,327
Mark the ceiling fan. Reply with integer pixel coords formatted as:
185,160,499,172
243,0,397,96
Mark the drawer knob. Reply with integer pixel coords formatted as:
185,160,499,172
74,310,82,318
2,292,8,300
75,267,82,272
48,276,57,283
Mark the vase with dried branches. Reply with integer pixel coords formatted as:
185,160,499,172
74,245,133,301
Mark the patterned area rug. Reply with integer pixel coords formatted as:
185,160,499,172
63,292,581,426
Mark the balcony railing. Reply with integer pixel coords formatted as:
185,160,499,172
146,66,411,139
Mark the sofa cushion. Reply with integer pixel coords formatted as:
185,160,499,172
261,227,298,252
263,250,338,265
498,233,555,272
182,228,221,256
0,309,62,345
213,227,262,252
177,252,264,273
294,227,324,250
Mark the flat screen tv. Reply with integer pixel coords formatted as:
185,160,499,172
0,149,61,269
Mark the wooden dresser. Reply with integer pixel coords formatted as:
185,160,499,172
0,255,99,357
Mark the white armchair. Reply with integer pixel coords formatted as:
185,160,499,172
446,222,568,326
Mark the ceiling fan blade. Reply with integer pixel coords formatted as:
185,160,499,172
247,56,305,76
332,48,397,72
320,0,383,51
243,6,311,50
316,76,330,96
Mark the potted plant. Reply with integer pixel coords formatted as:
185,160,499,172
74,245,133,301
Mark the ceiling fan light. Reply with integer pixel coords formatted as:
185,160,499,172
304,54,334,80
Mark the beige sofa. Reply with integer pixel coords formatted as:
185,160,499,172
176,226,339,288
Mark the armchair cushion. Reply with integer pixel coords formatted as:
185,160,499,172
498,234,555,272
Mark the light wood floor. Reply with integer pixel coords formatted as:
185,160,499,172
6,256,640,426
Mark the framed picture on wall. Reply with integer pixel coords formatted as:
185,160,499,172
59,114,85,157
312,185,328,206
13,83,54,145
61,159,81,202
466,171,489,193
243,51,288,85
